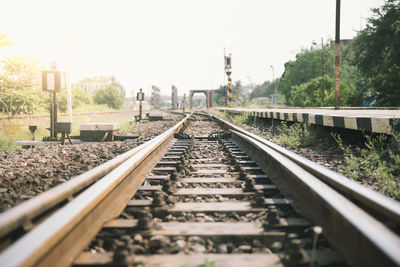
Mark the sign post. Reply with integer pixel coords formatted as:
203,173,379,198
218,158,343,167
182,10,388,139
225,54,232,108
42,64,66,140
137,88,144,120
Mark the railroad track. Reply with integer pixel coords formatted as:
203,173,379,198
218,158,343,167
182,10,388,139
0,112,399,267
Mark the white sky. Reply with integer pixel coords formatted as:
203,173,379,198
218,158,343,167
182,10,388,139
0,0,385,96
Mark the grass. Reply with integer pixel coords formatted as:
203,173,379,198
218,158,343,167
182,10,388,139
231,114,251,126
210,109,317,148
209,109,228,119
213,108,400,199
71,104,117,113
272,122,317,148
333,132,400,199
0,123,49,151
0,110,137,151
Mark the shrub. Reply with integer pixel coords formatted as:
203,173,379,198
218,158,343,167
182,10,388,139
231,114,250,126
333,132,400,199
93,86,124,109
58,86,92,112
274,122,317,148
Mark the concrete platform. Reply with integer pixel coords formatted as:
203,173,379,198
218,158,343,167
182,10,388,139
218,108,400,134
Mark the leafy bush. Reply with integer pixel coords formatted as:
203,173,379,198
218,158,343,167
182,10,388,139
333,132,400,199
231,114,250,126
290,76,358,107
273,122,317,148
0,56,46,117
58,86,91,112
93,86,124,109
352,0,400,106
0,133,16,151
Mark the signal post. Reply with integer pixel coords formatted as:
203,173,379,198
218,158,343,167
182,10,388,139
225,54,232,108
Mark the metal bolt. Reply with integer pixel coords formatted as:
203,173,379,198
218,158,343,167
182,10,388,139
163,180,174,194
244,178,256,192
287,239,307,265
113,245,129,264
152,191,166,207
239,170,247,180
267,208,280,224
135,208,153,230
253,190,265,207
170,172,177,181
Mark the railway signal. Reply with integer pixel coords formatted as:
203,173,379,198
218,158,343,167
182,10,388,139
225,53,232,108
137,88,144,120
42,62,67,140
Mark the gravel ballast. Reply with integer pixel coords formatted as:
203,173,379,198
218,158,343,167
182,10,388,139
0,113,184,213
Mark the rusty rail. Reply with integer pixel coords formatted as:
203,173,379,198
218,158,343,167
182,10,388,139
1,112,399,266
231,130,400,267
0,142,145,239
212,114,400,224
210,113,400,266
0,113,191,266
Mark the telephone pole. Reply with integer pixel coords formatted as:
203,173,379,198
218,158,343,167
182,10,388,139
335,0,341,109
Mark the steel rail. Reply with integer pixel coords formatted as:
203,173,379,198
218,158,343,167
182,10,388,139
212,114,400,224
0,113,191,267
0,140,146,239
231,130,400,267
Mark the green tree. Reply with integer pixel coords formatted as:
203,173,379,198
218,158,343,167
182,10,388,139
279,45,334,105
352,0,400,106
58,85,91,112
232,80,243,100
213,81,244,106
93,86,124,109
213,85,227,106
0,56,46,116
249,80,279,99
291,76,357,107
75,75,125,96
0,34,14,47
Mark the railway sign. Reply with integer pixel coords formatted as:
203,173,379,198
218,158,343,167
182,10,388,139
42,71,66,92
137,90,144,101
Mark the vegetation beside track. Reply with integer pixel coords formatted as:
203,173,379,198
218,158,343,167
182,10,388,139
0,111,136,151
333,131,400,199
210,109,400,200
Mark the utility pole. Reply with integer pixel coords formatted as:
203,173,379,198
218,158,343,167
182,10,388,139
321,37,325,104
335,0,341,109
183,93,186,112
225,53,232,108
270,65,277,104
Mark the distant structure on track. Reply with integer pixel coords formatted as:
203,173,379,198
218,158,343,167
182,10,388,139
150,85,161,110
171,85,178,110
189,89,216,109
